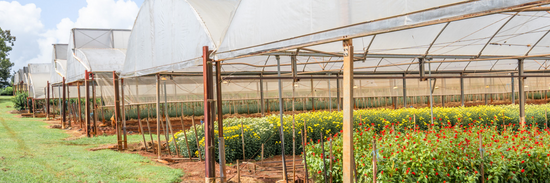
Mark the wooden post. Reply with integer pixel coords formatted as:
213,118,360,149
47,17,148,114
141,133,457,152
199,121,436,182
291,55,297,181
216,61,227,182
302,128,308,183
113,71,122,149
237,160,241,183
342,39,354,183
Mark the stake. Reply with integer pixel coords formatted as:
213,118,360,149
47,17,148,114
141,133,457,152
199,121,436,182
163,80,179,156
179,103,192,159
237,160,241,183
146,104,154,146
192,114,202,161
275,55,289,182
77,82,82,128
479,133,484,183
240,119,246,160
372,138,377,183
137,105,148,151
320,132,328,183
302,129,308,183
329,137,333,183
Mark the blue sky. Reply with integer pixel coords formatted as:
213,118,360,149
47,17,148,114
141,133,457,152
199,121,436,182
0,0,144,72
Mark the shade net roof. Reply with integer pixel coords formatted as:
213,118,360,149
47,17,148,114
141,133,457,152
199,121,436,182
213,0,550,75
66,28,131,83
111,0,550,105
50,44,68,85
27,63,50,99
121,0,239,78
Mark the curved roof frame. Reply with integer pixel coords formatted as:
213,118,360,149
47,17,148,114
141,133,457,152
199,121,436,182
214,0,550,78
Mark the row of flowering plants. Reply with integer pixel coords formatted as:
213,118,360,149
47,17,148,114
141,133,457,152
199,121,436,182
306,123,550,182
170,104,550,163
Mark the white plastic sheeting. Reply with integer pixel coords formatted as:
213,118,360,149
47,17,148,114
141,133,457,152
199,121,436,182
216,0,548,61
27,63,50,99
50,44,68,85
66,29,131,83
121,0,239,78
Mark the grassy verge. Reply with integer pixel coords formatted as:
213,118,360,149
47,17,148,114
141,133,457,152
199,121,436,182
0,96,182,183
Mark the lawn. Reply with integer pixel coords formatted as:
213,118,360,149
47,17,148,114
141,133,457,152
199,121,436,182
0,96,183,183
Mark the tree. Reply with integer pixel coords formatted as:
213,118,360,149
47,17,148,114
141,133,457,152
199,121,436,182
0,27,16,88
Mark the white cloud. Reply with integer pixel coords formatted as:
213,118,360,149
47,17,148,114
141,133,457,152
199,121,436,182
1,0,139,72
0,1,44,71
0,1,43,33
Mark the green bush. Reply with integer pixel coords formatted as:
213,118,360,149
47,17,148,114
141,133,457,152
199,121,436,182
0,86,13,95
12,92,28,110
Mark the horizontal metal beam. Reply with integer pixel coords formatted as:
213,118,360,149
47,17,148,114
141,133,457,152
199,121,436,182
223,74,550,80
260,51,550,60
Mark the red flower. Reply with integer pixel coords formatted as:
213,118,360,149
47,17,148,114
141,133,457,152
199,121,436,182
318,170,321,174
433,117,436,120
409,117,412,120
412,172,416,175
473,120,477,123
521,169,525,173
359,123,362,126
458,118,461,121
521,160,524,163
439,118,442,121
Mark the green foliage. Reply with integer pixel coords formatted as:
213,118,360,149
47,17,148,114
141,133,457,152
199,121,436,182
170,104,550,163
307,125,550,182
11,91,28,110
0,28,15,88
0,86,12,95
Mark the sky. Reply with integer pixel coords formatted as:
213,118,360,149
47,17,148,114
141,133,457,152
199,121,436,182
0,0,144,73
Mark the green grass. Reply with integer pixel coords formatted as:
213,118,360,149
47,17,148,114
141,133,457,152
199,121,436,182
0,96,183,183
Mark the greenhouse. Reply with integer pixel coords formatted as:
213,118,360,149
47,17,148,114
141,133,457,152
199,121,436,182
6,0,550,182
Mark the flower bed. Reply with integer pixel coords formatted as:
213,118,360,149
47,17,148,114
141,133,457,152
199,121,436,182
171,104,550,163
306,124,550,182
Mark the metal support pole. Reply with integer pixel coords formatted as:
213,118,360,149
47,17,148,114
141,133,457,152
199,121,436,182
85,72,91,137
336,73,341,112
260,77,265,116
403,74,407,108
46,81,50,120
511,73,515,104
428,60,434,124
518,59,526,127
202,46,215,182
460,74,465,107
328,73,332,112
342,39,354,183
215,61,226,182
121,79,127,149
62,77,66,129
275,55,289,182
